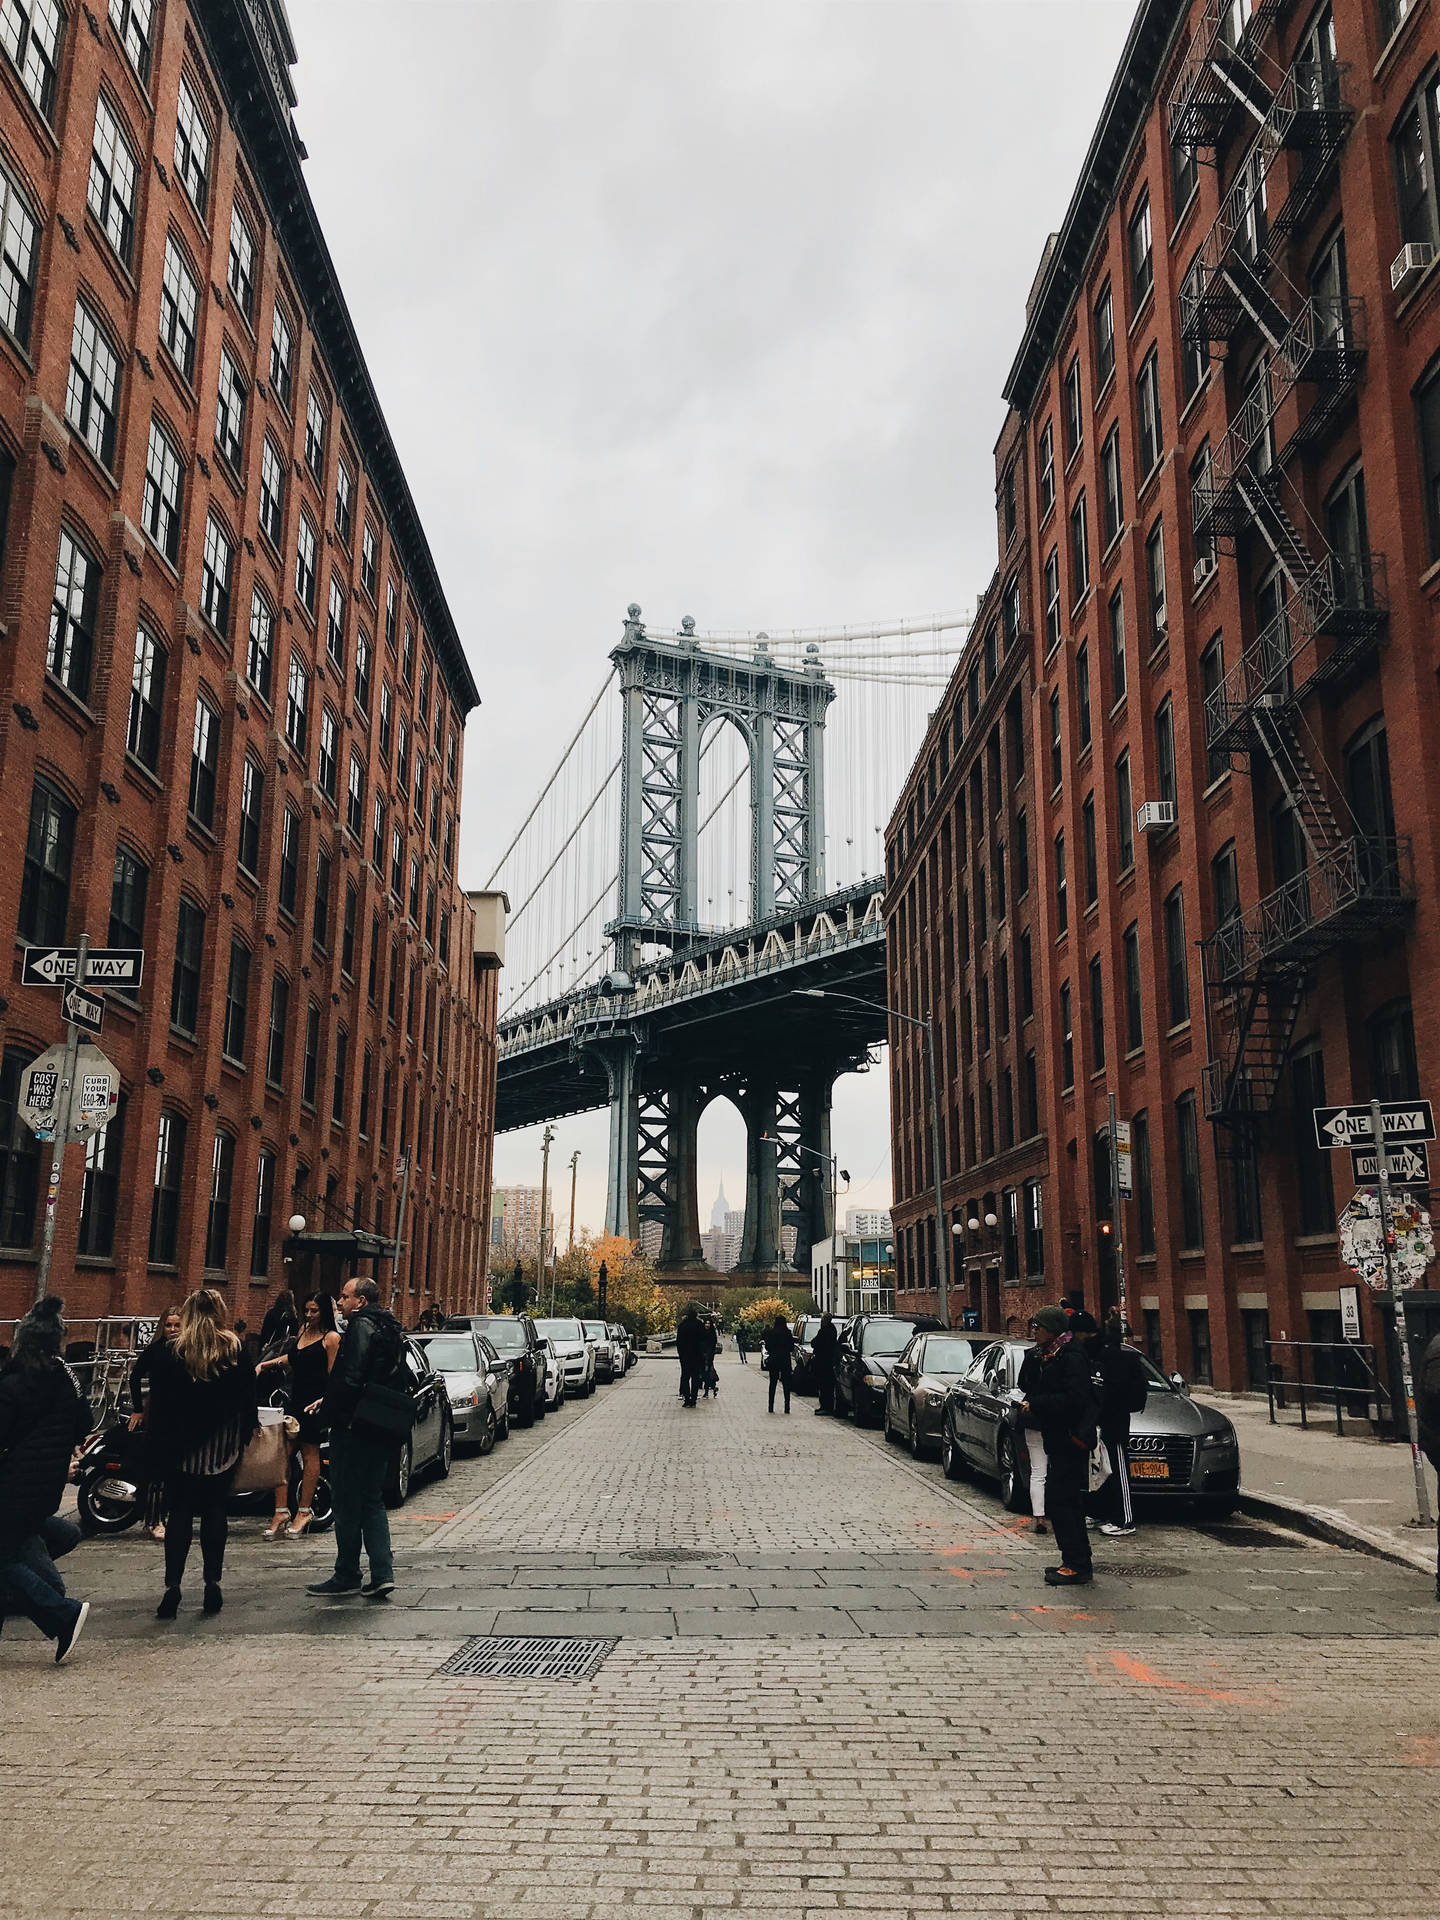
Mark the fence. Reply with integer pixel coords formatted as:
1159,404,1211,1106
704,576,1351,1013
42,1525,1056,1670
1264,1337,1392,1435
0,1315,158,1429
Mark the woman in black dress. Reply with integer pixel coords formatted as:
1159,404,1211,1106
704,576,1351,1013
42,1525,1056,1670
128,1308,181,1538
256,1292,339,1537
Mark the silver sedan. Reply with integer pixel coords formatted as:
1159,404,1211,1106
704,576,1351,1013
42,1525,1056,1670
414,1331,510,1453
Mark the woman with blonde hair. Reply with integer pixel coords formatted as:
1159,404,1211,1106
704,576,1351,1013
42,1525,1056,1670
144,1288,258,1619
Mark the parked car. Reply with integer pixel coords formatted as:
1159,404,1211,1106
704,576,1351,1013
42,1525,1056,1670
384,1335,455,1505
883,1330,995,1458
939,1337,1241,1515
835,1313,943,1425
538,1337,566,1409
608,1323,635,1372
534,1317,597,1396
443,1313,546,1425
413,1329,510,1453
582,1318,618,1383
792,1314,851,1393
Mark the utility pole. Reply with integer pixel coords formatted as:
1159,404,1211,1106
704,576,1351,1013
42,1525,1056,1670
391,1148,412,1314
35,935,89,1303
538,1123,555,1312
567,1149,580,1252
1107,1092,1130,1335
923,1011,950,1328
1371,1100,1434,1528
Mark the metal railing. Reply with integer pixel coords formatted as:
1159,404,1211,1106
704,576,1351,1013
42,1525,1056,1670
1168,0,1284,148
1199,835,1412,984
1264,1337,1393,1434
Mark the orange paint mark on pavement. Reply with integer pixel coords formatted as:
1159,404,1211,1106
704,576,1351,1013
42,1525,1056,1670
1398,1734,1440,1766
1087,1649,1282,1709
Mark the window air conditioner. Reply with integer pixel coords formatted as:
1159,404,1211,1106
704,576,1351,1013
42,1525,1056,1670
1136,800,1177,834
1193,558,1214,587
1391,242,1437,294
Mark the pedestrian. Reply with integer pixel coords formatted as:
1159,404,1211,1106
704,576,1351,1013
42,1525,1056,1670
701,1316,720,1397
811,1310,839,1416
128,1307,181,1538
256,1291,340,1538
1016,1318,1049,1535
306,1277,405,1599
258,1287,299,1358
735,1325,748,1365
0,1296,93,1663
1020,1304,1100,1586
146,1288,260,1619
675,1306,705,1408
1416,1326,1440,1602
763,1313,796,1414
1093,1311,1148,1538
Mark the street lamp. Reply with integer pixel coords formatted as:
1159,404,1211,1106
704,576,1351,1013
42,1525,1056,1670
759,1134,850,1300
795,988,951,1327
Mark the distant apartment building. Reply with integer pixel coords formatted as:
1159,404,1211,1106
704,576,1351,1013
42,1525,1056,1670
491,1184,552,1259
845,1208,892,1239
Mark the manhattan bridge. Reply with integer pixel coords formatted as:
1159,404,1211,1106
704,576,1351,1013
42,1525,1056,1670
488,606,967,1281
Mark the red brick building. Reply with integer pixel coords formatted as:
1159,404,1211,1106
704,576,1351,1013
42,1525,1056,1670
888,0,1440,1391
0,0,500,1327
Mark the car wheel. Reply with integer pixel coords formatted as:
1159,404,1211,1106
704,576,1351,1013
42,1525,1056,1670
998,1430,1028,1513
477,1406,497,1456
941,1429,968,1482
434,1412,453,1478
384,1438,413,1509
908,1411,923,1460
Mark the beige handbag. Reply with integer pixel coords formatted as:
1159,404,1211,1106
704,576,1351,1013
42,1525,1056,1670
231,1407,289,1493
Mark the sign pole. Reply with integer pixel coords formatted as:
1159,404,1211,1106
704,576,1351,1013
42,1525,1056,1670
34,935,88,1305
1371,1097,1434,1529
1108,1092,1130,1335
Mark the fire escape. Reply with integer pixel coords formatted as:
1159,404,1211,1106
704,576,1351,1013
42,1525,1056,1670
1168,2,1412,1131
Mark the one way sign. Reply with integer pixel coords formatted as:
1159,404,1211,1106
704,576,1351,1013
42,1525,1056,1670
1351,1143,1430,1187
21,946,144,987
1313,1102,1435,1149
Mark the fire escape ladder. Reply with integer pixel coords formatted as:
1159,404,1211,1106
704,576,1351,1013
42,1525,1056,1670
1251,705,1348,865
1218,251,1290,350
1168,0,1285,153
1233,469,1316,594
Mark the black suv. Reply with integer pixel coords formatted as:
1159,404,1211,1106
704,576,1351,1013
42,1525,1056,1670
835,1312,943,1425
444,1313,545,1426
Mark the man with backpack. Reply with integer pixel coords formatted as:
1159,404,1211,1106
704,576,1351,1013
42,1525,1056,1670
1092,1312,1149,1538
305,1278,406,1599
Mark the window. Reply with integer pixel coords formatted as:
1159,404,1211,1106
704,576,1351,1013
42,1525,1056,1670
159,235,200,382
250,1148,276,1279
347,753,366,838
1043,547,1061,649
378,680,393,762
170,896,204,1033
1190,441,1216,578
1180,255,1207,400
223,940,250,1060
335,459,353,547
2,0,63,118
438,907,450,968
108,845,147,957
1123,922,1143,1051
89,96,137,263
367,912,381,999
1176,1092,1204,1249
1048,690,1062,790
305,385,327,480
200,514,233,636
142,416,183,562
352,629,372,717
48,528,100,702
387,938,401,1022
1145,520,1167,641
205,1131,235,1271
326,575,346,672
1107,585,1126,704
173,76,212,216
1155,695,1177,807
1231,1132,1263,1244
127,622,166,771
1115,749,1134,871
1382,0,1415,40
1003,577,1022,653
361,521,379,599
238,757,264,874
1200,634,1226,782
278,804,300,916
1023,1179,1044,1276
1393,70,1440,248
390,825,404,901
443,811,454,875
1069,492,1090,603
1063,355,1083,460
266,973,289,1086
1088,954,1105,1070
148,1110,186,1264
418,654,433,735
1076,642,1092,750
0,164,39,347
318,706,339,801
1171,128,1199,220
243,589,274,706
295,512,317,613
402,622,415,687
189,696,219,827
74,1094,124,1259
255,441,285,553
109,0,154,82
1055,831,1068,935
302,1003,320,1107
408,854,421,924
341,880,358,977
1019,925,1034,1020
313,844,332,949
20,778,75,946
1164,885,1189,1025
371,795,386,868
1133,1110,1155,1254
385,578,398,651
396,716,410,793
269,300,294,410
332,1028,349,1124
215,349,247,470
1129,191,1153,309
227,199,256,318
1082,794,1098,906
1038,418,1055,516
285,652,309,756
413,756,426,822
1136,350,1162,476
1099,424,1124,549
359,1047,373,1138
1093,282,1115,390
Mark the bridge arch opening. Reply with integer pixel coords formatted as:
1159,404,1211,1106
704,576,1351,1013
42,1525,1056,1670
696,715,753,933
695,1088,747,1275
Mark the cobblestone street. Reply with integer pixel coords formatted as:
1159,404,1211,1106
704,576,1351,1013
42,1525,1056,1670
4,1355,1439,1919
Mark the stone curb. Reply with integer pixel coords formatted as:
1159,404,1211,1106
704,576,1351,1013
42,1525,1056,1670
1237,1488,1434,1575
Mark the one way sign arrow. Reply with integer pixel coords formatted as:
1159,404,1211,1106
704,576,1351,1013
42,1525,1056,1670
1314,1101,1435,1149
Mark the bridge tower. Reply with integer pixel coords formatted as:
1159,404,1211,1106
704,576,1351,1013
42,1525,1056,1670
592,607,842,1282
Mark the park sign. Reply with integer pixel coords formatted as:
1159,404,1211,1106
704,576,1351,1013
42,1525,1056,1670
1312,1101,1434,1149
18,1042,121,1143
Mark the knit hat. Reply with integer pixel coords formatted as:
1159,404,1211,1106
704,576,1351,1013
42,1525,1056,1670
1031,1305,1069,1335
12,1294,64,1362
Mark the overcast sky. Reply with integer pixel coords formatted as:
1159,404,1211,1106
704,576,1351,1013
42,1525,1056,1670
286,0,1138,1240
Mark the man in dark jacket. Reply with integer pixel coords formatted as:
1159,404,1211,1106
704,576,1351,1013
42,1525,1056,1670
0,1296,93,1661
1092,1313,1148,1537
763,1315,796,1414
675,1307,706,1408
1022,1304,1100,1586
811,1311,840,1415
1416,1328,1440,1601
306,1277,403,1599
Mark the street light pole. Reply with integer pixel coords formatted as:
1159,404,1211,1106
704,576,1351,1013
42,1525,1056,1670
538,1123,555,1312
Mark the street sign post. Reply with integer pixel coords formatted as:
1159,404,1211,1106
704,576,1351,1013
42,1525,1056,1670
1114,1117,1133,1201
1350,1142,1429,1187
1369,1099,1435,1532
1313,1101,1434,1149
21,945,143,987
62,984,105,1034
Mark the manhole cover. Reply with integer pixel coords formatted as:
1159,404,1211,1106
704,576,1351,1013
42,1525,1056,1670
1110,1561,1187,1580
435,1636,616,1681
625,1548,711,1563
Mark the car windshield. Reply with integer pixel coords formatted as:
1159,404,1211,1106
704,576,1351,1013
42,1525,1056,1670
582,1322,607,1338
920,1336,976,1373
477,1320,527,1351
861,1319,918,1356
535,1319,583,1341
798,1318,823,1340
417,1337,480,1371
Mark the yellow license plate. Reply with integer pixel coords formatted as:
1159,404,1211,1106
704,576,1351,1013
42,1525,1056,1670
1130,1458,1170,1480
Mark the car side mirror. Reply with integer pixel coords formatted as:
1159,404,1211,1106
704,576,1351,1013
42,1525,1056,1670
1169,1371,1189,1394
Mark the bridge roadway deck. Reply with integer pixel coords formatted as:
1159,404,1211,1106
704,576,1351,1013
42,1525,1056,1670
4,1356,1439,1918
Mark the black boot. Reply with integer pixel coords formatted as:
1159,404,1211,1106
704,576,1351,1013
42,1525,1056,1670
202,1583,223,1615
156,1587,181,1620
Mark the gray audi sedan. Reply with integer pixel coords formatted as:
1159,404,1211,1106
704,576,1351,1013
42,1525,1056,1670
414,1330,510,1453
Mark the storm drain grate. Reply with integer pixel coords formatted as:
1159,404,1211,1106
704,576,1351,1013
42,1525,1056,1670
435,1635,617,1682
1110,1561,1187,1580
625,1547,711,1563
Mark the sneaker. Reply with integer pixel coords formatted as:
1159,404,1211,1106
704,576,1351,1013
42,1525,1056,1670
1033,1520,1049,1536
1099,1522,1137,1537
55,1601,89,1664
306,1576,363,1596
361,1577,395,1599
1085,1516,1099,1530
